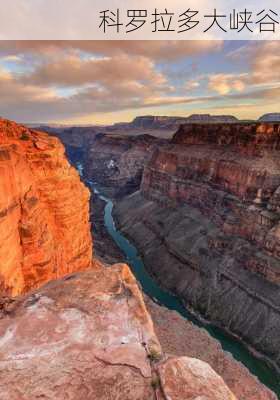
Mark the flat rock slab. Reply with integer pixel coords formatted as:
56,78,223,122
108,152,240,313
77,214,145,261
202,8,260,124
0,264,160,400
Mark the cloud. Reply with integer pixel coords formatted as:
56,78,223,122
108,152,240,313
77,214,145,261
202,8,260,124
0,40,278,124
0,40,222,61
208,73,247,95
21,54,167,89
251,42,280,85
228,41,280,86
185,79,200,90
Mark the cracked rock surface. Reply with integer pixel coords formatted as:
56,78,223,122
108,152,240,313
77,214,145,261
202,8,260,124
0,263,237,400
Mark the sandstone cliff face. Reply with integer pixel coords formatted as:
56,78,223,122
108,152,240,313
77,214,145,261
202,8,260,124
0,119,92,296
0,263,237,400
114,122,280,372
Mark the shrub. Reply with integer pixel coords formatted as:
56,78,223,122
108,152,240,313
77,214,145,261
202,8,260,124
20,133,29,141
151,376,160,389
148,348,162,362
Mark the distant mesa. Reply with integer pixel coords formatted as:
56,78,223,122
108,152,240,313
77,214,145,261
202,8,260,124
108,114,240,132
259,113,280,122
131,114,239,128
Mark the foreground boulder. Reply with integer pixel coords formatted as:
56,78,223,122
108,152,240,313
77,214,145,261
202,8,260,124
157,357,236,400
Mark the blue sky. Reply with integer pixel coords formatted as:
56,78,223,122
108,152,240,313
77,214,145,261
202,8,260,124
0,40,278,124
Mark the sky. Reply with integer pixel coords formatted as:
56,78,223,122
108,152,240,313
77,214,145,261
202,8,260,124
0,40,279,124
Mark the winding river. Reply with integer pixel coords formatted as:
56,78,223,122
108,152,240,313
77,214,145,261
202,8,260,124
77,162,280,397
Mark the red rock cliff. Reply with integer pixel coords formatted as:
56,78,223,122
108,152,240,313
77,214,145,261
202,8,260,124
0,118,92,296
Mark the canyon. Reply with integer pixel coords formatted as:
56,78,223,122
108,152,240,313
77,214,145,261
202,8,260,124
44,116,280,397
0,118,266,399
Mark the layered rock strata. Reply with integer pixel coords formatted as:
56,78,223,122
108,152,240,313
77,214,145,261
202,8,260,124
0,119,92,296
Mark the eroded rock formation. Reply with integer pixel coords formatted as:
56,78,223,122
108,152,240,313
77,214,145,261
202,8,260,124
0,119,92,296
114,122,280,372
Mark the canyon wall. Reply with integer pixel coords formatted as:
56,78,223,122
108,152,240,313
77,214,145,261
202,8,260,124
115,122,280,372
0,119,92,296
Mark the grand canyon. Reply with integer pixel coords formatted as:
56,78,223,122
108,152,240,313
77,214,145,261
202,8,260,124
1,113,280,399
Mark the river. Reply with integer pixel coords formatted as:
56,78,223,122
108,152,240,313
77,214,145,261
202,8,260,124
77,162,280,397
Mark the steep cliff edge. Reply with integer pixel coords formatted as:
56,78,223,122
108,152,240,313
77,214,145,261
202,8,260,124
114,122,280,373
0,119,92,296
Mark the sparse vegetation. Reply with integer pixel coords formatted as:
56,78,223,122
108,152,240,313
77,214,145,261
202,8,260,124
148,348,162,362
151,376,160,390
20,132,29,141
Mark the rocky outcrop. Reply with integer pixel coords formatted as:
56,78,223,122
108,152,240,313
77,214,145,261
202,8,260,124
157,357,236,400
114,122,280,373
0,262,238,400
84,133,165,197
0,119,92,296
